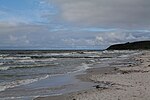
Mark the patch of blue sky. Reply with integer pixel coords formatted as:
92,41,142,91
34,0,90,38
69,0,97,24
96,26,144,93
0,0,58,24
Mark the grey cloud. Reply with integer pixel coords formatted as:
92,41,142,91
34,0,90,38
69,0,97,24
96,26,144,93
0,21,50,47
48,0,150,28
0,21,47,34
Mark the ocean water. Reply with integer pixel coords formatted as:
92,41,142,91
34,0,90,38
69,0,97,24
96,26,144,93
0,50,141,100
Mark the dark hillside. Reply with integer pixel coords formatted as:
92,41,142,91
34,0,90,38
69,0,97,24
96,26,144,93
107,41,150,50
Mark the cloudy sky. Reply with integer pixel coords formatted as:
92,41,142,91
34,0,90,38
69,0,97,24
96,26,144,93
0,0,150,49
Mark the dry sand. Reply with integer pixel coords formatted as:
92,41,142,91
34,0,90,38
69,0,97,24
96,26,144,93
35,51,150,100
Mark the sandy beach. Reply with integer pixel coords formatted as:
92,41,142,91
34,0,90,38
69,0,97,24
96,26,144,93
0,0,150,99
35,50,150,100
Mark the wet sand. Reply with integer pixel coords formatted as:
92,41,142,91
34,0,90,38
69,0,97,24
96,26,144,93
35,51,150,100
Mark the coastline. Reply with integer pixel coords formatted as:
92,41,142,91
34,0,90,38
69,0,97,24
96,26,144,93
34,50,150,100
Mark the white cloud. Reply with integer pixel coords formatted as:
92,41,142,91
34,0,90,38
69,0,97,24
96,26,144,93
0,21,47,34
9,35,18,41
62,38,96,47
8,35,30,45
95,32,150,47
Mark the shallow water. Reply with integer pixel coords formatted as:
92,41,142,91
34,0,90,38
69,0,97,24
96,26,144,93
0,50,141,99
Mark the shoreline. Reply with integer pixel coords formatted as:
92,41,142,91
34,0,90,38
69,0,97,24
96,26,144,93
34,50,149,100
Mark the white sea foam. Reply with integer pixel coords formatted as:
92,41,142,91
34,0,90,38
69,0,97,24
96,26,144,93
44,53,71,56
90,60,96,63
15,58,57,64
3,57,31,60
0,75,49,92
75,63,91,73
89,55,101,58
103,50,136,54
119,54,130,58
0,65,51,71
0,66,10,71
1,93,63,100
119,51,142,58
0,54,9,57
0,63,4,66
17,59,35,63
35,58,57,62
0,57,4,59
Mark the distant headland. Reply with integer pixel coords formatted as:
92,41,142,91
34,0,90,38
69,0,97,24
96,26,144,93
107,41,150,50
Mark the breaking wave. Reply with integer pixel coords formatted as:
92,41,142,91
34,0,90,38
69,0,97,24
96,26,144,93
0,75,49,92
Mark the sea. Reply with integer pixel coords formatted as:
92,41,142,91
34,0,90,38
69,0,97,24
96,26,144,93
0,50,142,100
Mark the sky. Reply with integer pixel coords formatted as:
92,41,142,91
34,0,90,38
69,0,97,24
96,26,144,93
0,0,150,50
